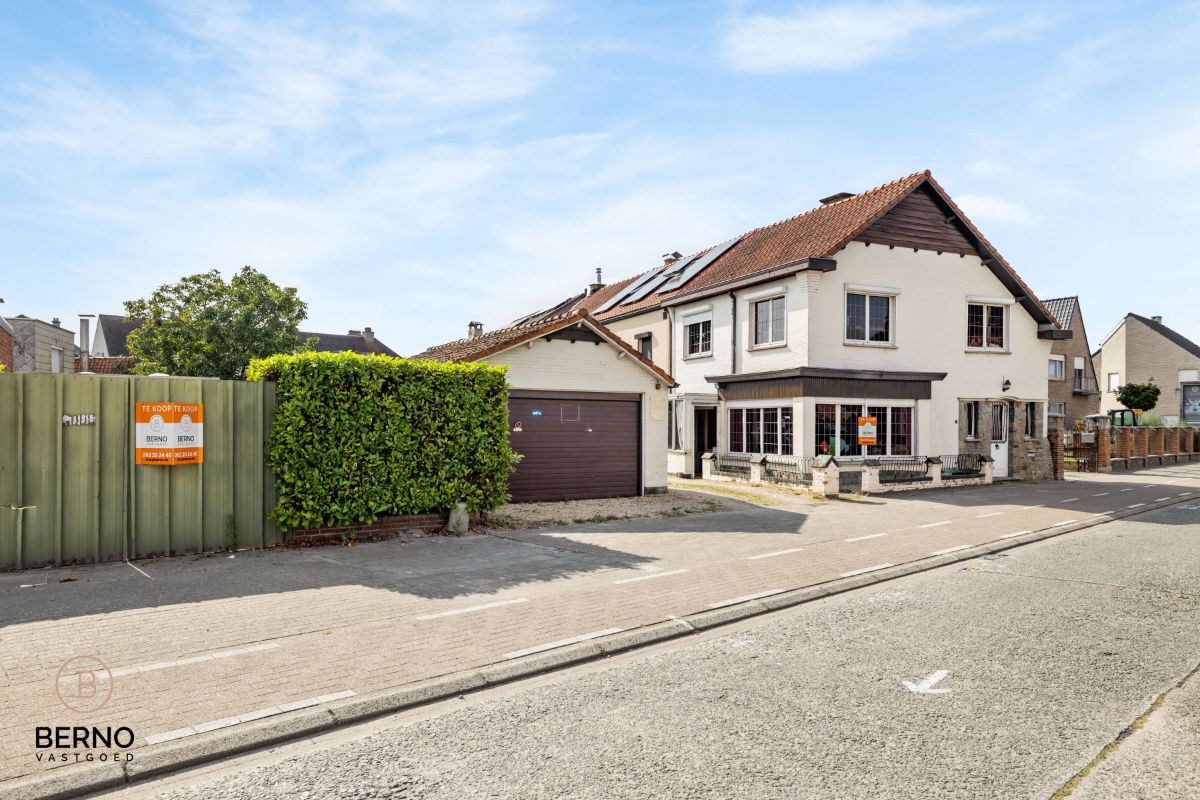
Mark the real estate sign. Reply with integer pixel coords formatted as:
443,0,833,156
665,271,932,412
135,402,204,465
857,415,878,445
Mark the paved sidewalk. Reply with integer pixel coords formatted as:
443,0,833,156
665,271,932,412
2,464,1199,790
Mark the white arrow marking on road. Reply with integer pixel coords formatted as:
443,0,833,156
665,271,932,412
903,670,951,694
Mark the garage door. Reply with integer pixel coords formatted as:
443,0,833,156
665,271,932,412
507,391,640,502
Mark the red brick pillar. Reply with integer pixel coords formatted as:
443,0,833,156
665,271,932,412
1049,418,1065,481
1072,431,1083,448
1137,427,1150,457
1097,427,1111,471
1167,428,1180,455
1182,429,1193,454
1117,428,1132,459
1153,427,1165,456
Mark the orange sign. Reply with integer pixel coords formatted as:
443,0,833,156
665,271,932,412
135,403,204,465
857,415,878,445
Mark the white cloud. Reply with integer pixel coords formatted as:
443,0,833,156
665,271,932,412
955,193,1033,225
721,1,980,73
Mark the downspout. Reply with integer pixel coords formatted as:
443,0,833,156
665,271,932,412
728,291,737,374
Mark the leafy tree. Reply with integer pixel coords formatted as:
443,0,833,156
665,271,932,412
1115,382,1161,416
125,267,307,378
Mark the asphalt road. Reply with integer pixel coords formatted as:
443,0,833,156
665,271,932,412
115,500,1200,800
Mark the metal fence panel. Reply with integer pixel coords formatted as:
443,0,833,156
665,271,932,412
0,373,275,569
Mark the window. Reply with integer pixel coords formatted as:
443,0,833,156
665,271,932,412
752,296,785,346
814,402,912,457
967,303,1006,350
1108,372,1120,392
1179,369,1199,384
728,406,793,454
50,347,63,374
965,401,979,439
1025,402,1037,437
685,319,711,356
845,292,893,344
1048,402,1066,417
636,333,652,361
1048,357,1065,381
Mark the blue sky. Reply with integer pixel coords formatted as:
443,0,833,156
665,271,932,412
3,1,1200,355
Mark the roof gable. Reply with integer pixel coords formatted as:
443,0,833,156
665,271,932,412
1041,297,1078,330
1129,314,1200,360
855,186,979,256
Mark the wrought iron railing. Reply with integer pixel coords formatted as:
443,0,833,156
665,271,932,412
763,455,814,486
713,451,752,479
868,456,930,483
942,453,983,477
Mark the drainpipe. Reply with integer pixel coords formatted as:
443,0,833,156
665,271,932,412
728,291,738,374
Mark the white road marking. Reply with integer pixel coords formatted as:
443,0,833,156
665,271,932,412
998,530,1032,539
845,533,888,542
110,643,280,677
1154,497,1171,502
707,589,786,609
747,547,804,560
126,561,153,580
416,598,530,620
1061,498,1079,503
144,690,356,745
1128,503,1145,508
1053,520,1079,527
1093,492,1111,497
613,569,690,585
932,545,971,555
1094,511,1116,517
1119,488,1136,492
1180,492,1194,496
840,563,894,578
903,670,950,695
976,512,1003,518
918,520,952,529
503,627,624,659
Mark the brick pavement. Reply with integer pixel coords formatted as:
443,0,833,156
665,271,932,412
2,464,1199,785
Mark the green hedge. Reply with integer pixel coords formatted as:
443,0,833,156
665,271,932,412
247,351,516,530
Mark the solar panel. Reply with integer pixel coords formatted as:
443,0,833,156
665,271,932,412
619,253,700,305
655,237,740,295
594,268,664,314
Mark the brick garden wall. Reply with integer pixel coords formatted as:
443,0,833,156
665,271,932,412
287,512,480,546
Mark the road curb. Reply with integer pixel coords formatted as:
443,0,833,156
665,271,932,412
6,491,1195,800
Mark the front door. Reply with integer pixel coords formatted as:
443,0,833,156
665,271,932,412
694,407,717,475
990,402,1010,478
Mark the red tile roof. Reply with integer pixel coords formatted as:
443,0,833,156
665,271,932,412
75,356,135,374
414,309,676,386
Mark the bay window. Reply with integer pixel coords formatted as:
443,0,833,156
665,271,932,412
728,406,794,455
813,403,913,457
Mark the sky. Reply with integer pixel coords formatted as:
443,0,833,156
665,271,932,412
3,0,1200,356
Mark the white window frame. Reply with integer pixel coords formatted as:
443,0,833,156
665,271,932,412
750,294,786,349
1048,402,1066,417
965,297,1011,352
1048,356,1065,381
811,399,917,459
50,346,64,374
1107,372,1120,392
725,403,794,455
1024,402,1037,438
683,319,712,359
844,284,897,347
965,401,979,439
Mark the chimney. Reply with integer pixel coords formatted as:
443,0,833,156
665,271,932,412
1152,315,1163,324
52,317,61,327
362,326,374,345
588,267,605,296
820,192,855,206
662,251,682,267
78,315,94,373
468,321,484,339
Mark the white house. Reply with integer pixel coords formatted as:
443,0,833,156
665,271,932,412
571,170,1067,481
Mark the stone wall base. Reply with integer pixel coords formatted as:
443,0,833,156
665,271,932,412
288,511,479,546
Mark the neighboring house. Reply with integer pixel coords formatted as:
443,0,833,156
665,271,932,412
1041,296,1100,429
1095,314,1200,426
75,356,136,374
518,170,1067,481
91,313,399,358
415,310,675,502
0,316,13,372
3,316,76,373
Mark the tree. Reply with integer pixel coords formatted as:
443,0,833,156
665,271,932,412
124,267,308,379
1115,382,1161,416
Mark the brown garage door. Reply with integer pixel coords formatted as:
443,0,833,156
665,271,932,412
507,391,641,502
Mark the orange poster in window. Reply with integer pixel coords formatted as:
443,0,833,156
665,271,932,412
857,415,878,445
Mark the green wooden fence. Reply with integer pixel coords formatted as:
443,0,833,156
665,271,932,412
0,373,280,569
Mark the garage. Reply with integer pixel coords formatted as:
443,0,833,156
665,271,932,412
507,391,640,502
415,309,674,503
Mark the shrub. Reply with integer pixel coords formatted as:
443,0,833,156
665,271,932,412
1136,413,1163,428
248,351,516,530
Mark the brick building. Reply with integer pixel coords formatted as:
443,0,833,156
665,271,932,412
1042,296,1100,429
1095,314,1200,425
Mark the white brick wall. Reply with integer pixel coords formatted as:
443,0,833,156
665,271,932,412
482,336,670,490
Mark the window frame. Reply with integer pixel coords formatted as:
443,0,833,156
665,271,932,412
844,288,896,347
965,401,979,440
812,401,915,459
635,332,652,361
750,295,786,348
1107,372,1120,392
1048,402,1066,417
727,405,794,455
966,301,1008,351
50,346,64,374
683,318,712,358
1048,356,1065,381
1024,402,1037,438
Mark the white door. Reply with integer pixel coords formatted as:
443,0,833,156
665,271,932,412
990,402,1009,478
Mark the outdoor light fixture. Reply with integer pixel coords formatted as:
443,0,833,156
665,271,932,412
1002,378,1012,392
